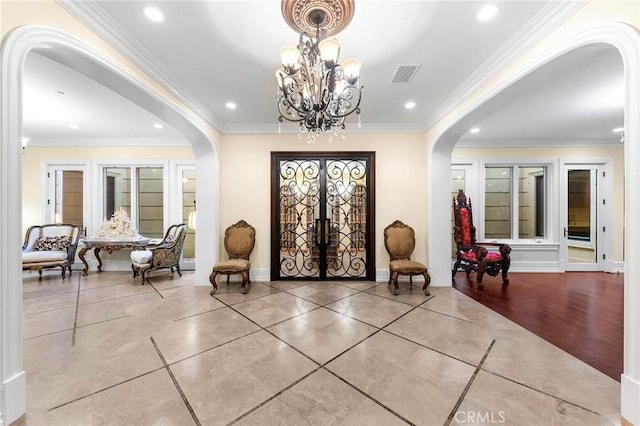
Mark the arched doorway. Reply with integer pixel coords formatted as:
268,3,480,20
427,24,639,423
1,26,219,422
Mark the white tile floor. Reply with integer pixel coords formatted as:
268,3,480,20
16,270,620,425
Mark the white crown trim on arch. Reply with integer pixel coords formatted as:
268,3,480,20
427,23,639,425
0,25,219,424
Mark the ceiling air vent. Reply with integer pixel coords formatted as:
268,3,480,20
390,64,421,84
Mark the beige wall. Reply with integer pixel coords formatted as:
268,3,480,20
22,145,194,232
23,139,623,273
22,134,429,276
220,133,428,274
452,144,625,262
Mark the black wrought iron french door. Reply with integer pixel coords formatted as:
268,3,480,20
271,152,375,280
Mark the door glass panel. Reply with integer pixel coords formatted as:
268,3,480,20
485,167,511,239
137,167,164,238
518,167,545,239
278,159,320,278
104,167,131,220
326,159,367,278
568,169,597,263
182,169,196,259
54,170,83,230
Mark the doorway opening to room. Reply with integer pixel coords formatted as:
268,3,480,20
46,164,89,237
562,163,608,271
270,152,375,281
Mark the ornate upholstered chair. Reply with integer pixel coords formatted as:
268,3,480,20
22,224,80,279
209,220,256,295
131,223,188,283
452,189,511,288
383,220,431,296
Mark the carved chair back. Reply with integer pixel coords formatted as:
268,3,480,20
384,220,416,261
224,220,256,260
453,189,478,249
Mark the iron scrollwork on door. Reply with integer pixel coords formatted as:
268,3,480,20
278,160,321,277
274,153,373,280
325,159,367,277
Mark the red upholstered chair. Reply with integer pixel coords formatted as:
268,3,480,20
452,190,511,288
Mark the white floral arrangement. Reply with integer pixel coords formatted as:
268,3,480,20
96,207,138,238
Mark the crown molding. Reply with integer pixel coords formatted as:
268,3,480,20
422,0,588,132
455,137,621,148
26,137,190,147
56,0,224,132
222,122,425,135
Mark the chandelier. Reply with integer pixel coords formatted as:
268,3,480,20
276,0,363,142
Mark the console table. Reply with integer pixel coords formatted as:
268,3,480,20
78,237,151,276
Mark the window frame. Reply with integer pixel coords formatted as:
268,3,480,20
96,160,170,235
452,159,556,244
480,160,556,243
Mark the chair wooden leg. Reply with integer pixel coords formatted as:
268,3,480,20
209,271,218,295
501,260,510,285
61,265,66,279
477,262,486,289
422,271,431,296
240,271,249,294
176,265,182,277
391,271,400,295
452,259,461,279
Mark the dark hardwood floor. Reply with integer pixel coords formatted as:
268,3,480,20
453,271,623,381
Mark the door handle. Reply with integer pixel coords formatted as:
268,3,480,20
563,227,568,238
325,219,331,245
314,219,321,245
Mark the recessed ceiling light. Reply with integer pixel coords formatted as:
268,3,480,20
142,6,164,23
477,4,498,21
153,123,164,129
226,102,237,110
470,127,480,133
404,101,416,109
612,127,624,133
69,124,80,129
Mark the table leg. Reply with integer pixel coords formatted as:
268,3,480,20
78,247,90,276
94,248,103,272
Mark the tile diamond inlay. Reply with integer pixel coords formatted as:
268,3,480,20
18,273,620,425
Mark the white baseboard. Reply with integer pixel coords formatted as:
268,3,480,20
251,268,270,282
194,268,271,287
605,260,624,274
3,370,26,424
622,374,640,426
506,260,562,272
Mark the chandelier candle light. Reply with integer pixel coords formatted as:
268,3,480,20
276,0,363,143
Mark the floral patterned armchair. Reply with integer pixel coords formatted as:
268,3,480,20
209,220,255,295
452,189,511,288
130,223,188,283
